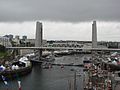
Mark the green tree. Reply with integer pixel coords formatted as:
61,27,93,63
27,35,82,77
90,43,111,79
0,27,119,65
0,45,6,52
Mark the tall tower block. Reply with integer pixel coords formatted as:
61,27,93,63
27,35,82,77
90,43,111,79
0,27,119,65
92,21,97,48
35,21,43,47
35,21,43,60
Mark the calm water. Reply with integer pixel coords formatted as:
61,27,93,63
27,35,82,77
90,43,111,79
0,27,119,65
0,54,90,90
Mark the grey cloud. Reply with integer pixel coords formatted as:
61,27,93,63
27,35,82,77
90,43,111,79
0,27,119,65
0,0,120,22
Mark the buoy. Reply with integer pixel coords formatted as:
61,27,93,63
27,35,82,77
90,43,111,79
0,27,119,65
49,64,52,69
61,64,64,68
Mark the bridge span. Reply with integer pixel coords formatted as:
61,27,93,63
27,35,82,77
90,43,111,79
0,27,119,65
6,47,120,51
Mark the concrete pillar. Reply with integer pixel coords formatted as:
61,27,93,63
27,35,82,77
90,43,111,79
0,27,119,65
92,21,97,48
35,21,43,60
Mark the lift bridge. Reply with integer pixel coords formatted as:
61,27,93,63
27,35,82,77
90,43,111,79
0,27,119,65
5,46,120,63
6,21,120,63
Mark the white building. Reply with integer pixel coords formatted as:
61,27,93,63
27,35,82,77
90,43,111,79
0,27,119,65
0,36,12,47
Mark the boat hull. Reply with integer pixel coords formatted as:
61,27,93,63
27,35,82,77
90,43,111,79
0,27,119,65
108,64,120,71
0,65,32,80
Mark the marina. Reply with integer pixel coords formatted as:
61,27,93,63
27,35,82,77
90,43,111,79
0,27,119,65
1,52,120,90
0,54,85,90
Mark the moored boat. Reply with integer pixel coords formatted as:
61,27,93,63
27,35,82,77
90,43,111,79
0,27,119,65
0,56,32,80
102,52,120,71
108,63,120,71
83,57,92,69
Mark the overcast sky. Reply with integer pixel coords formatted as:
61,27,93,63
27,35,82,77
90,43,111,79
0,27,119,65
0,0,120,41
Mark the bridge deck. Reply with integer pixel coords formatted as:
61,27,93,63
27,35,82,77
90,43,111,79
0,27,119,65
6,47,120,51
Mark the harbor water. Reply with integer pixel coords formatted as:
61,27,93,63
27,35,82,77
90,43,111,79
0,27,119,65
0,54,90,90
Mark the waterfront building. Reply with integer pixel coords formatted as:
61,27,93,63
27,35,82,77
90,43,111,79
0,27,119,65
0,36,12,47
22,35,27,40
4,34,13,41
118,42,120,48
25,39,47,47
47,41,83,48
107,41,119,48
12,35,20,46
15,35,20,40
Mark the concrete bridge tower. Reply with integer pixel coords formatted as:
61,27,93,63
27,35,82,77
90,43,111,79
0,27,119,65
35,21,43,60
92,21,97,48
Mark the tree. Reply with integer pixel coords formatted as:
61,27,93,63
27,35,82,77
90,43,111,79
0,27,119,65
0,45,6,52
